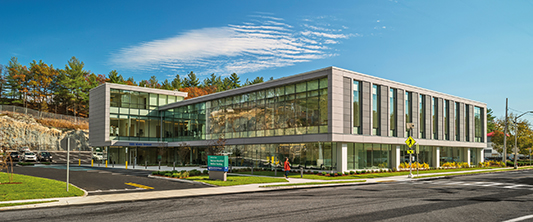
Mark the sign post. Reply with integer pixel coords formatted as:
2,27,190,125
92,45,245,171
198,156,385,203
416,144,420,177
61,137,76,192
208,155,228,181
405,136,416,178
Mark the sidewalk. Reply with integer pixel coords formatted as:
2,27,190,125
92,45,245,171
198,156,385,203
0,167,513,211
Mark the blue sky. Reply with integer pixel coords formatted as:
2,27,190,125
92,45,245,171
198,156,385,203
1,0,532,122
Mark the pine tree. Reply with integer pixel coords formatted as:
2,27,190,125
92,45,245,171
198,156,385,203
107,70,124,84
57,56,91,117
171,74,183,89
251,76,264,84
183,71,200,88
228,73,240,89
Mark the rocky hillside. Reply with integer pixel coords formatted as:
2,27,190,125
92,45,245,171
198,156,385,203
0,112,90,151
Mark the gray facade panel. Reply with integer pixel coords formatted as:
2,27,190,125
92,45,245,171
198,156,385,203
425,95,432,140
449,100,455,141
380,85,389,137
459,103,465,142
438,98,444,140
412,92,419,138
361,81,371,135
397,89,405,138
89,85,107,147
343,77,352,134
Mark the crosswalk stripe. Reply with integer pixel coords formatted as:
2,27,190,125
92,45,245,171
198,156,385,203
125,182,154,190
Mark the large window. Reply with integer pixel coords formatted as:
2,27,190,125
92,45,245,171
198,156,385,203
202,78,328,141
444,100,449,140
419,94,425,139
456,102,460,141
353,80,361,134
465,105,470,141
405,91,412,137
432,97,437,140
109,89,184,141
474,106,483,142
372,85,380,136
390,88,397,137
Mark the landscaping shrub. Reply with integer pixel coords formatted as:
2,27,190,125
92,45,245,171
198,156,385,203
322,172,327,176
356,171,361,174
313,171,319,174
203,170,209,174
350,171,355,175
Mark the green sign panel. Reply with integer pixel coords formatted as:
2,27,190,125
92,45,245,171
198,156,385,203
208,155,228,171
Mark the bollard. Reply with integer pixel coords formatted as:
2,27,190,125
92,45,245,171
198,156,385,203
91,159,93,167
78,159,81,166
173,162,176,171
301,167,303,178
105,160,108,168
159,161,161,170
145,161,147,169
125,161,128,169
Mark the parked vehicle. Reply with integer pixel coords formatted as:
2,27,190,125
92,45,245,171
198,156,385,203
37,152,53,162
22,152,37,162
18,146,30,153
92,152,105,161
9,151,20,162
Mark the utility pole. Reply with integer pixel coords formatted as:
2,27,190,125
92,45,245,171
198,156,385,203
503,98,508,164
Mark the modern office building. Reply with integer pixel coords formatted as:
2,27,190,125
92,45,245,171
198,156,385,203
89,67,487,172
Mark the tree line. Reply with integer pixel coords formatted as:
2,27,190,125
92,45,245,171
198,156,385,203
0,56,269,117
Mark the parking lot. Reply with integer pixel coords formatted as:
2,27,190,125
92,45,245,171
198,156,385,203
12,164,210,195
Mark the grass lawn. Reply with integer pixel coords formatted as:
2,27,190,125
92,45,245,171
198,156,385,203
260,180,366,188
0,200,58,208
0,173,85,201
232,167,504,180
185,175,288,186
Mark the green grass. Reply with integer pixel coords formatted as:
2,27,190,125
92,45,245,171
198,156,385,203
260,180,366,187
232,167,504,180
0,173,85,201
185,175,288,186
0,200,58,208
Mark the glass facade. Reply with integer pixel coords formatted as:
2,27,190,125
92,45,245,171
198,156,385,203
353,80,361,134
109,89,184,141
432,97,437,139
444,100,449,140
465,105,470,142
168,78,330,141
419,94,425,138
347,143,390,169
390,88,396,137
405,91,412,137
455,102,460,141
474,106,483,142
372,85,380,136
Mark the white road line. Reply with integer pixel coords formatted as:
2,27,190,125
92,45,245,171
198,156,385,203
502,215,533,222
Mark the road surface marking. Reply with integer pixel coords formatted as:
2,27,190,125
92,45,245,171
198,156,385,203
125,182,154,190
503,215,533,222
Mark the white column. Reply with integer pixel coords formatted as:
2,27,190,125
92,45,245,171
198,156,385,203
337,143,347,173
479,148,484,163
435,147,440,168
467,148,471,166
394,145,401,169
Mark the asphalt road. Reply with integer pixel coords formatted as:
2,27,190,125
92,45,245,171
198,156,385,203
11,164,209,195
3,170,533,221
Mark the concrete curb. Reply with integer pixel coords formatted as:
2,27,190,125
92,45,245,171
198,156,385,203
147,175,216,187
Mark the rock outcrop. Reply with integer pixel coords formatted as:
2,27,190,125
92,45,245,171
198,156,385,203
0,113,90,151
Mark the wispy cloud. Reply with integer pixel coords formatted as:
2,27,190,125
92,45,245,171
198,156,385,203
110,14,355,76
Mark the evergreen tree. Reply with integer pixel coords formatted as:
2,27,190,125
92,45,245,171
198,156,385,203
161,79,173,90
125,77,137,86
251,76,264,84
183,71,200,88
57,56,91,117
171,74,182,89
228,73,240,89
107,70,124,84
148,76,159,88
5,57,26,105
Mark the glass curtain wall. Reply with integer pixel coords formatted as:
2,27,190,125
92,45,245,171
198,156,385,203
372,85,380,136
109,89,183,141
353,80,361,134
346,143,390,170
432,97,437,139
390,88,396,137
465,105,470,141
440,147,465,164
419,94,425,138
474,107,483,142
405,92,412,137
444,100,449,140
198,78,328,141
456,102,460,141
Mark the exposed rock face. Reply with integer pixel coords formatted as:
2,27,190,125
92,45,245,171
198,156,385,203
0,113,90,151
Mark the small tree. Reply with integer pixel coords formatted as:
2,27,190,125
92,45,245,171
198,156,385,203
0,147,14,183
177,142,191,166
207,136,226,156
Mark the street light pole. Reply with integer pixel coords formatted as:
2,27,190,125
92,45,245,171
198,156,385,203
503,98,508,163
513,111,533,169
